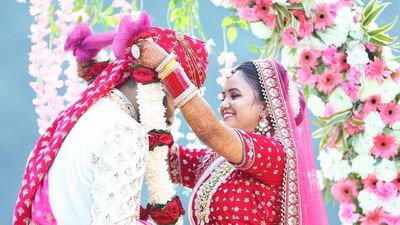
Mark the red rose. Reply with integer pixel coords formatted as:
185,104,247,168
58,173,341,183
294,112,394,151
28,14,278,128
149,196,185,225
148,132,160,150
131,67,157,84
159,133,174,147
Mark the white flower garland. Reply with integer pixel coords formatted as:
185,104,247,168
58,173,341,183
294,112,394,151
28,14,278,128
136,82,183,225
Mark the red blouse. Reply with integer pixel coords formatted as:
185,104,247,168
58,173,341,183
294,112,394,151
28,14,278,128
168,129,286,224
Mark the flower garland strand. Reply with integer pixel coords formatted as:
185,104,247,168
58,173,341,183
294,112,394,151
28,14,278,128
136,82,184,225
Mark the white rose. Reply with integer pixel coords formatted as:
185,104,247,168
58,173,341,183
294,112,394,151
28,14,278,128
250,21,273,39
383,196,400,216
334,7,354,32
317,26,348,48
281,46,298,69
298,36,327,50
308,95,326,117
358,190,382,213
375,159,398,182
364,112,386,137
333,161,352,181
351,154,376,178
317,148,343,180
346,42,369,68
381,46,400,71
391,121,400,130
328,88,353,112
380,78,400,104
352,133,374,155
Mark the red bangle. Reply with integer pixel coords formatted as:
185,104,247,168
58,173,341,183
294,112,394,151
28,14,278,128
162,67,192,99
162,67,198,107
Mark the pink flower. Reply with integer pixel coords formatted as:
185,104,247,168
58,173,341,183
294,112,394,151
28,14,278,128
362,174,379,192
282,27,298,48
322,47,337,66
375,181,397,203
339,203,360,224
362,95,381,113
341,82,359,100
344,113,364,135
300,49,320,69
237,7,258,21
331,179,359,203
292,10,314,37
347,67,361,84
365,43,377,53
333,51,350,72
313,3,336,30
392,172,400,191
370,133,398,159
323,102,338,117
229,0,254,8
316,69,343,94
383,214,400,225
338,0,353,7
367,57,392,82
379,101,400,126
359,208,385,225
255,0,273,25
297,68,317,86
298,21,314,38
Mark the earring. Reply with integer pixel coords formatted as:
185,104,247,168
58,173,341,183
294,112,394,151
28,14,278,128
256,115,271,137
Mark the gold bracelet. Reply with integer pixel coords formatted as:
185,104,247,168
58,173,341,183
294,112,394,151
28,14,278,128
158,62,179,80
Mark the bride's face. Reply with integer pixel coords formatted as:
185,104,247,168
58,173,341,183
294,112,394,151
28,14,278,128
219,70,264,132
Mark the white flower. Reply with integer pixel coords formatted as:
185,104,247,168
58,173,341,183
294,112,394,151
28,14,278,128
328,87,353,112
364,112,386,137
316,170,325,190
250,21,273,39
375,159,398,182
391,121,400,130
317,25,348,48
307,95,325,117
346,41,369,68
358,190,382,213
281,46,298,69
209,0,231,8
205,38,215,53
383,196,400,216
352,133,374,155
298,35,327,50
381,46,400,71
360,77,380,100
318,148,347,181
334,7,354,32
380,78,400,104
351,154,376,178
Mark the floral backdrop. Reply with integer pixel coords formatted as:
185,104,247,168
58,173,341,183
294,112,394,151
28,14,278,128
17,0,400,224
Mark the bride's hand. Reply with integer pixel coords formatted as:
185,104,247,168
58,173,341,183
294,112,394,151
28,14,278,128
137,40,168,70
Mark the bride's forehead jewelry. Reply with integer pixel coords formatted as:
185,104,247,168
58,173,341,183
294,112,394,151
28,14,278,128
225,66,238,78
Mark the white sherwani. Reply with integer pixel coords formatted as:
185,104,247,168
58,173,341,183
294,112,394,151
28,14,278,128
48,93,148,225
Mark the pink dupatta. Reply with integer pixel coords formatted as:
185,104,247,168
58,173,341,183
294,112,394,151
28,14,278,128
252,59,328,225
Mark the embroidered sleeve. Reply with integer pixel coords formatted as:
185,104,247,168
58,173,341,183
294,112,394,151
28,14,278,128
230,129,286,185
168,145,217,188
91,121,148,225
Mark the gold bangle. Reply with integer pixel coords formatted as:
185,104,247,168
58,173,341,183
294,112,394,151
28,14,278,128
161,58,177,74
158,62,179,80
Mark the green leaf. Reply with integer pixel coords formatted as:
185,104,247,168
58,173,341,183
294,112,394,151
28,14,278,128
103,5,113,16
221,16,233,28
312,125,333,139
170,8,180,22
168,0,179,9
362,0,377,19
77,15,83,23
369,37,390,46
227,26,237,43
367,15,398,36
247,44,261,54
363,2,389,27
375,33,396,43
350,117,364,126
237,19,248,30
